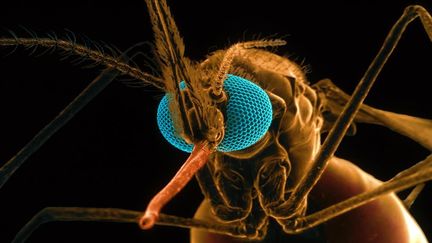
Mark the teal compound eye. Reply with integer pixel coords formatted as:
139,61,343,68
157,74,273,153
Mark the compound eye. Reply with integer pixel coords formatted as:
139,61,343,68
157,75,272,153
216,75,272,152
156,90,194,153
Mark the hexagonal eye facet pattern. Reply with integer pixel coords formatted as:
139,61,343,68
157,75,273,153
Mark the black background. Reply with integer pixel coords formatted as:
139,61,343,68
0,0,431,242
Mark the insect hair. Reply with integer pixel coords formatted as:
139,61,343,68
0,28,164,89
0,0,432,241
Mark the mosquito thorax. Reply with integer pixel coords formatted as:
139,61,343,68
157,74,273,153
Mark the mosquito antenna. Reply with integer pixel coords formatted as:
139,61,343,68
115,47,153,87
19,25,40,54
0,33,164,89
119,51,161,88
1,28,19,56
211,39,286,97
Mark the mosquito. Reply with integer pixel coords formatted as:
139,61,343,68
1,1,431,242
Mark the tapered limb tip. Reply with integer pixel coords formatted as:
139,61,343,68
139,211,158,229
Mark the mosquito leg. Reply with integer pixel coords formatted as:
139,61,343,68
12,207,241,243
282,5,432,214
0,37,163,87
403,183,425,208
0,68,119,190
279,154,432,234
392,153,432,179
390,156,431,208
12,207,138,243
313,79,432,151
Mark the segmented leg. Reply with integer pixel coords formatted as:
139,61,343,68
0,68,119,189
314,79,432,206
403,183,425,208
12,207,244,243
279,154,432,234
282,4,432,214
313,78,432,151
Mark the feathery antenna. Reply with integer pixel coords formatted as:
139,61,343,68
0,32,164,89
212,39,286,96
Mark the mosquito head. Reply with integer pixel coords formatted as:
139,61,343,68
141,0,273,229
142,74,273,229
